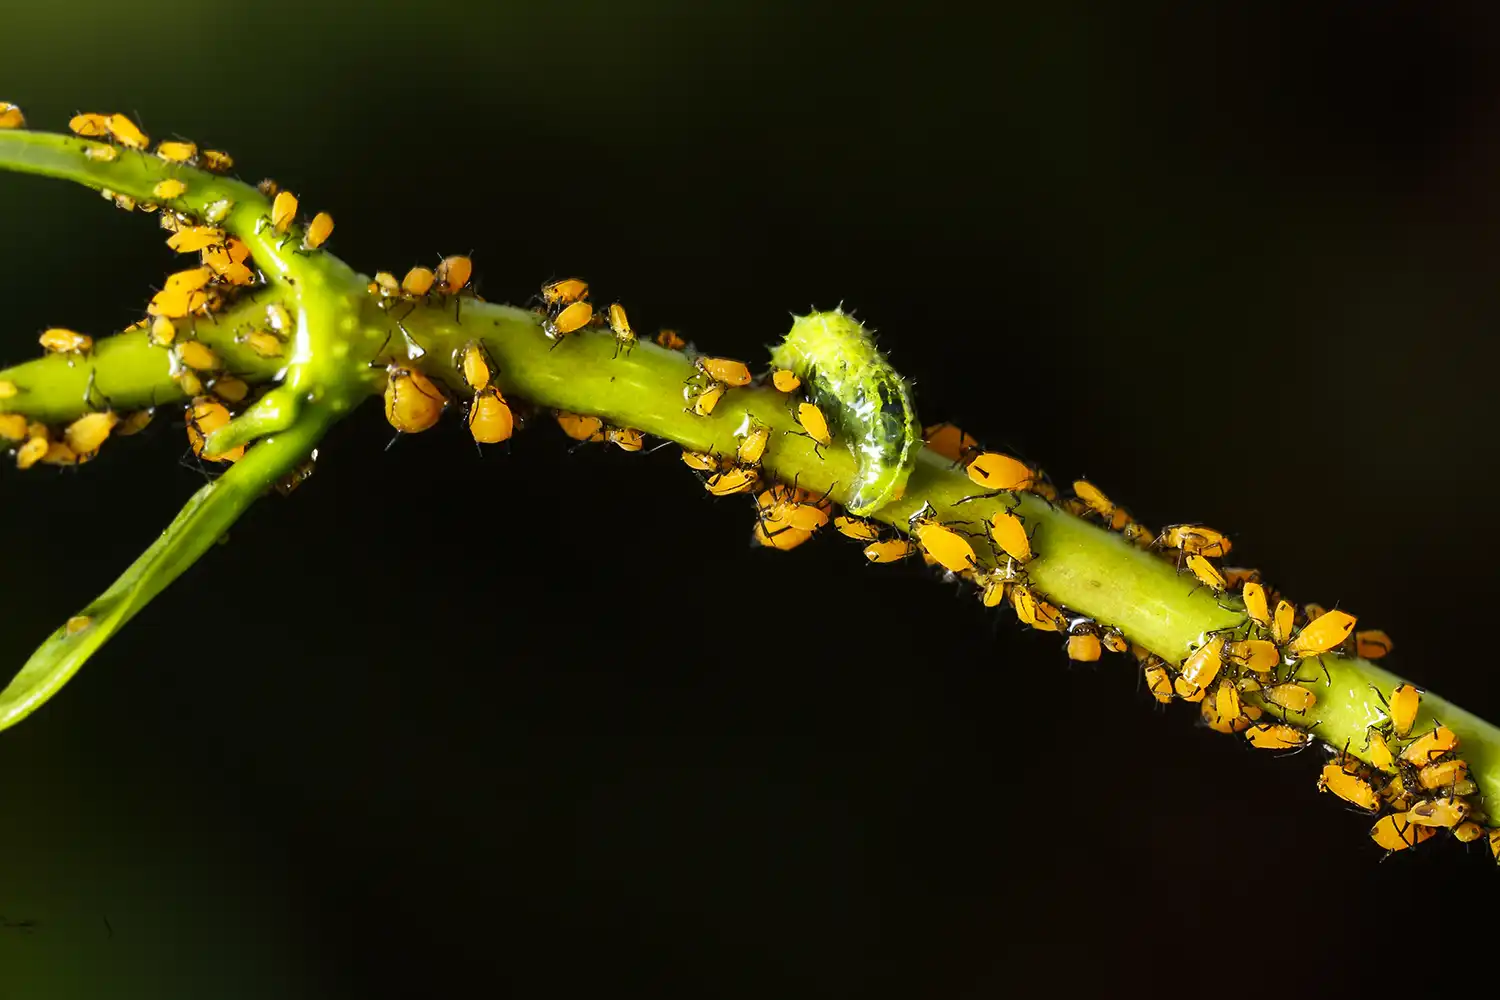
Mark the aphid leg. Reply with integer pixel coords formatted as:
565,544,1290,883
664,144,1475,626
951,489,1004,507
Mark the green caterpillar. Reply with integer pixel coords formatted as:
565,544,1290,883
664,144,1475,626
769,309,921,516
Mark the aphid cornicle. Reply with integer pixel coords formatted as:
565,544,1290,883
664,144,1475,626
383,365,446,435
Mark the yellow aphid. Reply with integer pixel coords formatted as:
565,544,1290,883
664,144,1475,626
41,443,78,468
1224,639,1278,673
1244,723,1309,751
921,423,981,466
965,452,1034,492
117,409,153,437
1492,828,1500,863
546,300,593,338
1401,726,1459,765
152,179,186,200
1101,631,1128,654
148,287,209,320
1200,684,1238,733
795,402,831,447
242,330,283,358
84,144,118,162
70,113,110,137
606,303,636,355
303,211,334,249
771,368,801,393
680,450,719,472
63,615,92,636
1388,683,1420,737
1067,633,1102,663
177,371,204,397
1180,635,1226,690
1264,683,1316,714
1224,567,1262,588
541,277,589,307
691,382,726,416
63,411,119,457
40,328,92,354
459,341,492,391
0,102,25,129
165,266,214,293
606,426,644,452
1271,600,1296,644
1071,480,1132,530
835,515,880,541
1159,524,1232,558
979,572,1008,608
1369,813,1435,853
1418,759,1470,791
1408,798,1470,828
556,411,605,442
370,271,401,298
988,508,1032,562
271,190,298,234
177,340,221,371
1453,821,1484,844
435,255,473,294
383,365,446,435
736,424,770,465
200,149,234,172
655,329,687,350
105,113,149,149
1243,582,1270,629
0,380,17,399
1364,730,1396,772
700,357,752,387
1287,609,1357,658
756,486,831,533
704,467,759,497
202,237,254,284
155,140,197,163
1011,585,1064,632
1173,676,1206,702
468,389,514,445
0,413,28,441
167,226,225,253
185,397,244,462
213,376,249,404
15,436,47,470
1184,553,1226,592
864,538,913,563
1355,630,1393,659
1142,660,1174,704
753,520,815,552
400,266,435,297
910,514,977,574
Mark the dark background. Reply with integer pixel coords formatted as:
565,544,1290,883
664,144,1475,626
3,3,1499,997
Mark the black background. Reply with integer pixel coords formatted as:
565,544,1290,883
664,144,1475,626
2,3,1499,997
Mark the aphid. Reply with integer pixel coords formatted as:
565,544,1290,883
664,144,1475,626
771,368,802,393
165,266,213,293
1408,798,1470,828
271,190,298,234
1369,813,1436,852
1286,609,1357,658
382,365,446,435
704,467,760,497
680,450,720,472
69,113,110,137
185,397,245,462
606,426,644,452
1491,828,1500,863
0,413,28,441
908,506,977,574
699,357,752,387
1354,630,1393,659
541,278,588,307
1159,524,1232,558
39,328,92,355
977,571,1008,608
604,303,637,357
1173,676,1206,702
753,519,815,552
1071,480,1132,531
167,226,225,253
795,402,832,447
212,376,249,404
556,411,605,442
274,455,317,496
1010,584,1066,633
1243,582,1270,630
1244,723,1309,751
1270,600,1295,644
105,113,149,150
965,452,1035,492
835,515,880,541
303,211,334,249
1184,553,1226,592
864,538,914,563
1101,631,1129,654
1224,639,1278,673
1067,632,1102,663
0,380,17,399
203,239,255,285
0,102,25,129
1401,725,1459,765
691,382,725,416
1200,683,1238,733
65,615,92,636
1303,602,1328,621
988,507,1032,562
545,301,593,338
1265,682,1317,714
655,329,687,350
435,255,472,294
1142,658,1174,704
155,140,197,163
370,272,401,298
736,423,770,465
1224,567,1263,588
63,411,118,458
1121,521,1155,548
1364,730,1396,772
1179,635,1226,691
200,150,234,172
459,341,493,392
1453,821,1484,844
468,389,514,445
176,340,221,371
83,144,118,162
14,436,47,470
242,330,283,358
151,179,186,200
177,371,204,397
259,179,281,198
1418,759,1470,791
400,266,436,297
203,198,233,223
1388,684,1420,737
148,286,209,319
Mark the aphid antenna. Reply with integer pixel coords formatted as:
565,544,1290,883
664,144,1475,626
951,488,1006,508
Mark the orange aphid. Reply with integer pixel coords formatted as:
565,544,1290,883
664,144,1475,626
383,366,446,434
1370,813,1436,853
152,179,186,200
771,368,801,393
303,211,334,249
1244,723,1309,751
0,103,26,129
468,389,514,445
63,411,119,457
795,402,831,447
155,140,198,163
655,329,687,350
1355,630,1393,659
863,539,914,563
435,255,473,294
271,190,298,234
699,357,752,387
69,113,110,137
167,226,226,253
39,328,92,354
923,422,981,464
988,508,1032,562
556,411,605,442
185,397,245,462
1388,683,1420,737
105,113,149,149
965,452,1035,492
546,301,593,338
1401,725,1459,766
1287,609,1357,658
